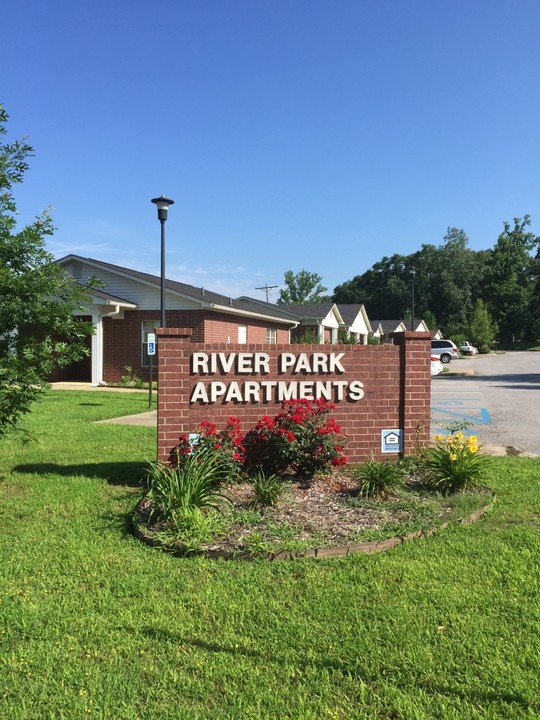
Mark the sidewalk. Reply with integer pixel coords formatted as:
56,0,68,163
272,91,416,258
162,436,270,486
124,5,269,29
51,382,157,426
51,382,147,393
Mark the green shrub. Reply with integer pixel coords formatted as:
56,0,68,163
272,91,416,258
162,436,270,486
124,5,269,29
250,469,284,507
120,365,145,388
426,432,490,493
353,457,404,499
154,506,225,553
145,445,232,525
170,417,245,480
248,398,347,476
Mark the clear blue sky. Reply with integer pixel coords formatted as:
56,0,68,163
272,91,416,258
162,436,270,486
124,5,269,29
4,0,540,299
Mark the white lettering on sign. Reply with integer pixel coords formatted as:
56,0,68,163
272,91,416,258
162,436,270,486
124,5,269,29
190,379,365,404
189,351,364,404
278,352,345,374
191,352,270,374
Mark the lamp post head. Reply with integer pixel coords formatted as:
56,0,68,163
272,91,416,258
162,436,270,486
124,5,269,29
410,267,416,278
151,195,175,222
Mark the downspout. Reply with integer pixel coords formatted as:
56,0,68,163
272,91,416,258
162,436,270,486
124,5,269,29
93,304,122,386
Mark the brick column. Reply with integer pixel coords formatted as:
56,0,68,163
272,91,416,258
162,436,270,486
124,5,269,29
156,328,193,461
393,331,432,455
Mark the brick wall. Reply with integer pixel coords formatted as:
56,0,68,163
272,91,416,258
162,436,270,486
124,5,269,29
102,310,290,383
156,329,432,464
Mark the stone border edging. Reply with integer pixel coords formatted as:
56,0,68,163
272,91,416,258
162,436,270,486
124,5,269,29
132,491,495,561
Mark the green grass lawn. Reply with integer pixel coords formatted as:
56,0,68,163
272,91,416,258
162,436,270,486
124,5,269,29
0,391,539,719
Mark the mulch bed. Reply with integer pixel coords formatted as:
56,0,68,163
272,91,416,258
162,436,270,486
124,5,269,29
132,469,494,560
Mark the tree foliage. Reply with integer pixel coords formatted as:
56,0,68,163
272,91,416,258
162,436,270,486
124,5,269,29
483,216,539,341
277,269,329,305
331,218,539,345
0,106,95,435
468,299,497,353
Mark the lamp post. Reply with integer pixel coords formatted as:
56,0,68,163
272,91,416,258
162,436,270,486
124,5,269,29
151,196,175,328
410,267,416,331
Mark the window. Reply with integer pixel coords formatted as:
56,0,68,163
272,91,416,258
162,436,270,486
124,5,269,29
141,319,158,366
266,328,277,344
238,325,247,344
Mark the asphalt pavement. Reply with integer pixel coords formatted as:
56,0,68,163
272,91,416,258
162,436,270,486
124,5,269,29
432,352,539,457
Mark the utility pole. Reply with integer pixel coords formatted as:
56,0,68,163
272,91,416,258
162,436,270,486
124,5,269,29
255,283,278,302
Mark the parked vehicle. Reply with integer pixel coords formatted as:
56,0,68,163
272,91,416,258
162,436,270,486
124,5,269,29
430,355,443,376
459,341,479,355
431,339,460,364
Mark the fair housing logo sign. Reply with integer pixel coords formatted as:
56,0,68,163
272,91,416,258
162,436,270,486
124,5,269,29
190,351,365,404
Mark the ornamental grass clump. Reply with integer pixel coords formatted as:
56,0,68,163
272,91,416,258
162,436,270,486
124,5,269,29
426,432,489,493
141,422,244,552
250,469,284,508
353,456,404,499
145,446,232,525
250,398,348,476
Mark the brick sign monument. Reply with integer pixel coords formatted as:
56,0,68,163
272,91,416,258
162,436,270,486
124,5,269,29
156,329,432,464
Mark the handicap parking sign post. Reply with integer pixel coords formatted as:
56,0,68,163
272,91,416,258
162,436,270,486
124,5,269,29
147,333,156,408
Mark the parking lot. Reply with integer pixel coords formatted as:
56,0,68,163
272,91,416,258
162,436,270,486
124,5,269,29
431,351,540,455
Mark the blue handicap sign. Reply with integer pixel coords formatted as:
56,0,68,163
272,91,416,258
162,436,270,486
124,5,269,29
148,341,156,356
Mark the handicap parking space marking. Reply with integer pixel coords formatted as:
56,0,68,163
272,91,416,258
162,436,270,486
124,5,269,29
431,404,491,425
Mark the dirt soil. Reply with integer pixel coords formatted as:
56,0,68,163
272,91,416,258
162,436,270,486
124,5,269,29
212,473,416,551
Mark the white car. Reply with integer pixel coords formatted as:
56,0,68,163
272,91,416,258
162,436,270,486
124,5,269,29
431,339,460,363
459,342,479,355
430,355,443,376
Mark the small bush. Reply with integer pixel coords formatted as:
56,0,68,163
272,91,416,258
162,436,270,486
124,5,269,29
353,457,404,499
170,416,245,480
120,365,145,388
425,432,490,493
248,398,348,476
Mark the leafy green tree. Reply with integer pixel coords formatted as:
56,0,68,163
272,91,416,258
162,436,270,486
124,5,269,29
468,299,497,353
277,269,328,304
528,248,540,339
333,229,490,338
333,254,410,318
484,216,539,341
414,229,480,334
0,106,94,435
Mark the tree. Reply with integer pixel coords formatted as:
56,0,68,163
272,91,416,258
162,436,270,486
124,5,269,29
468,299,497,353
277,270,329,304
0,106,94,435
412,229,480,335
332,229,487,336
484,216,539,341
332,254,410,318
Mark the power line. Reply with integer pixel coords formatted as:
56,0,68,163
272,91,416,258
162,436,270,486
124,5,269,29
255,283,278,302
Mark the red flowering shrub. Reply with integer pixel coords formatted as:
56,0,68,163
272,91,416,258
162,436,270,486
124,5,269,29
169,416,245,480
249,398,348,476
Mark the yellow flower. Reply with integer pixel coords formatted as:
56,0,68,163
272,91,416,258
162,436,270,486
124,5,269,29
469,445,478,454
468,435,478,444
449,453,457,461
456,431,464,439
433,434,443,442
